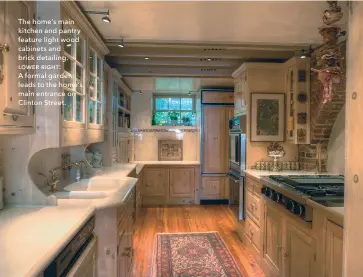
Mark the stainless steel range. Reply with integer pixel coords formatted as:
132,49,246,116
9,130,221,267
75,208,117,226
260,175,344,222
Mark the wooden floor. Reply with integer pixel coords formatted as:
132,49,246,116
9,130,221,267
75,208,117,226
132,205,265,277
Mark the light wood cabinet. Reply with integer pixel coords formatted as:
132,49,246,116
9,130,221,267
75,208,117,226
142,167,168,197
203,106,230,173
246,217,261,254
325,220,343,277
141,165,198,206
201,176,227,200
232,69,247,116
201,90,234,104
169,168,194,198
0,1,35,134
263,204,283,276
246,190,261,226
283,221,316,277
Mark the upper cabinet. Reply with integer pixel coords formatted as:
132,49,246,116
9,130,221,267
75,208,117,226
232,67,247,116
285,57,311,144
60,2,109,146
0,1,35,134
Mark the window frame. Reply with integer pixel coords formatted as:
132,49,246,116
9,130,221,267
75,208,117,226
152,94,196,126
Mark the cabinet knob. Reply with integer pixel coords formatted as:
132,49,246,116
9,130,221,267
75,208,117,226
0,44,9,52
284,252,289,258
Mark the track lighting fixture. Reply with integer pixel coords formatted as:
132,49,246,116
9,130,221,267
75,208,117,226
83,9,111,23
118,37,124,48
300,45,314,59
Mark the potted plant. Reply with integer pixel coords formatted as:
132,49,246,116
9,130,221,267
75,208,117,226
168,111,179,126
182,116,191,126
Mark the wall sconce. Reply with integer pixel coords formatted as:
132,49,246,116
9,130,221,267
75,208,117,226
83,9,111,23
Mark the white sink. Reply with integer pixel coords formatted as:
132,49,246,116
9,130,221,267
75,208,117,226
54,191,111,199
64,178,122,192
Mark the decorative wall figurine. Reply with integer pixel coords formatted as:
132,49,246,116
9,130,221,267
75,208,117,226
311,0,345,104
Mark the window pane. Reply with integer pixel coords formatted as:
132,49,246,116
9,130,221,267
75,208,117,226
89,76,96,99
76,38,84,64
64,93,73,121
155,98,168,110
89,101,94,123
76,64,82,93
97,80,102,101
96,103,101,124
63,58,72,87
98,58,103,79
181,98,193,110
62,31,73,56
76,95,82,122
169,98,180,110
154,112,169,125
89,52,95,73
181,112,194,126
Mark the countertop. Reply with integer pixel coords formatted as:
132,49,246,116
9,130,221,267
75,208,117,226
0,163,141,277
0,205,94,277
133,160,200,165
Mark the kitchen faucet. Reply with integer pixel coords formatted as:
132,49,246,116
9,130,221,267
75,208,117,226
38,167,61,193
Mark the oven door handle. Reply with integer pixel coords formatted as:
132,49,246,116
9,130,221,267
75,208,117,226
226,173,240,183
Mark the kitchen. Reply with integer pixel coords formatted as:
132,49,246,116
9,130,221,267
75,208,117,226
0,1,361,277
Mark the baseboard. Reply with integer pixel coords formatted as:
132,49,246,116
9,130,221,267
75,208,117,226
200,199,229,205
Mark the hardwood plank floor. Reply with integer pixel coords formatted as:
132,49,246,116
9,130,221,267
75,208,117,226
133,205,265,277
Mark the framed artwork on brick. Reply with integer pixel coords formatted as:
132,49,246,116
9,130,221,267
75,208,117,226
250,93,285,142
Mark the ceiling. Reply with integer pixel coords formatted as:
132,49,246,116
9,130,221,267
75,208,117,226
79,1,348,78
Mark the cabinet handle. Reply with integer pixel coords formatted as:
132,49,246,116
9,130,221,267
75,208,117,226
122,252,131,257
0,44,9,85
284,252,289,258
125,247,132,251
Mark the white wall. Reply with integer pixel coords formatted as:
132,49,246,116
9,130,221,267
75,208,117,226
327,105,345,174
127,76,234,161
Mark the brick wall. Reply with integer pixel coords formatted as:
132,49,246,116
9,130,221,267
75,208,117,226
298,42,346,171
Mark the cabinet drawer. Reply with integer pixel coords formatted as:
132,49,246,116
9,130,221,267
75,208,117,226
246,190,261,226
246,217,261,252
246,177,262,197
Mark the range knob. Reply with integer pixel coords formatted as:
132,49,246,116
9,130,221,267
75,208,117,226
272,192,281,202
293,204,305,216
266,188,273,198
286,200,296,212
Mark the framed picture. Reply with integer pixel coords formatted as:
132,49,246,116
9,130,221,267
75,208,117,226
250,93,285,142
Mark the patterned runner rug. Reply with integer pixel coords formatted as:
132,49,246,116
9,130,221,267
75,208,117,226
155,232,243,277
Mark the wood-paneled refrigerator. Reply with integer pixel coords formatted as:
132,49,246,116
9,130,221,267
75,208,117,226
200,89,234,203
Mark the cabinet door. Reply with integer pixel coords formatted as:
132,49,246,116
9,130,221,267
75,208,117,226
142,168,168,196
263,204,282,276
0,1,35,130
169,168,195,198
201,176,226,199
203,106,227,173
283,221,316,277
117,229,128,277
325,221,343,277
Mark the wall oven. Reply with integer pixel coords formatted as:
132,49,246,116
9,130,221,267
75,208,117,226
227,115,246,221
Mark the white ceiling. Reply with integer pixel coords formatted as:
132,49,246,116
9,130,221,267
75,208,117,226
79,1,347,45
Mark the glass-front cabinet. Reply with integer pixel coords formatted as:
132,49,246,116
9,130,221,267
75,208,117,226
62,21,86,124
60,2,108,146
88,50,104,126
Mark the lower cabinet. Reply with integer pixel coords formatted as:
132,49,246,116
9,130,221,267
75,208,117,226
284,221,316,277
263,204,283,276
261,202,316,277
325,220,343,277
201,176,227,200
141,165,198,206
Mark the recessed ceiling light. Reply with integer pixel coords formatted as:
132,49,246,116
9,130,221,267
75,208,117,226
66,43,71,47
102,15,111,23
188,91,191,95
144,57,149,60
207,58,212,61
139,91,143,94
